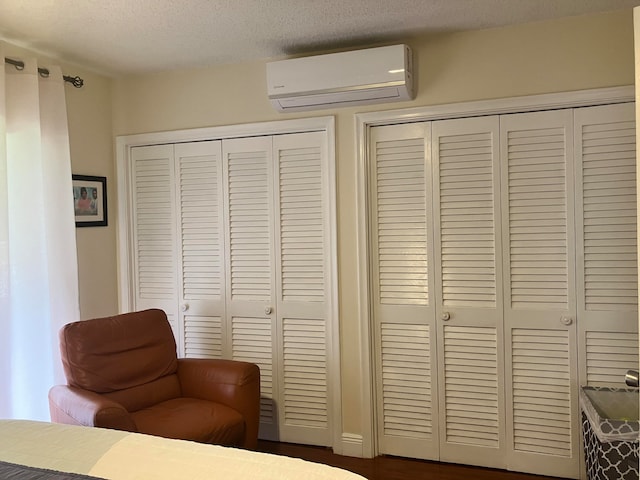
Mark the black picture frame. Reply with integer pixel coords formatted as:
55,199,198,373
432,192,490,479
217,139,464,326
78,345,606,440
72,174,108,227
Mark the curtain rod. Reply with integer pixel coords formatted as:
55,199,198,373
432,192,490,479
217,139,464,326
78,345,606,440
4,57,84,88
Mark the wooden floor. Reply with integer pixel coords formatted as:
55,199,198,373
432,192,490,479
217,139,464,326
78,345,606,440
257,441,570,480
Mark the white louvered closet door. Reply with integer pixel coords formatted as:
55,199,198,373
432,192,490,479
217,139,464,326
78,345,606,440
500,110,579,479
273,132,333,446
369,123,438,460
222,136,279,440
130,145,179,338
174,141,226,359
124,129,337,448
432,116,506,469
574,103,639,388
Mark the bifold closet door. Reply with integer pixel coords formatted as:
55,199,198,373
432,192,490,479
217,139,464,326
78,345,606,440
272,132,333,446
174,141,226,359
130,144,179,338
130,142,226,357
500,110,579,478
369,117,506,466
223,132,334,446
574,103,639,388
369,122,439,460
367,103,636,479
222,136,279,440
432,116,506,470
127,130,336,447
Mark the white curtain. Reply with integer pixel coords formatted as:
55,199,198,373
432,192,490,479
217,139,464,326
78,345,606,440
0,47,80,420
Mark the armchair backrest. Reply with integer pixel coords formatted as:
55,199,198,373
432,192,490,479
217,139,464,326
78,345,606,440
59,309,181,411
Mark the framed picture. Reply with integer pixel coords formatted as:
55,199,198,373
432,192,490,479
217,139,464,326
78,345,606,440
72,174,108,227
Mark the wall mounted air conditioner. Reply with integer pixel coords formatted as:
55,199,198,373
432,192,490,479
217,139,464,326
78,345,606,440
266,44,414,112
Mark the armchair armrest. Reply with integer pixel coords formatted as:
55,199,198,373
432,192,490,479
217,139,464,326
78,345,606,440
48,385,137,432
177,358,260,449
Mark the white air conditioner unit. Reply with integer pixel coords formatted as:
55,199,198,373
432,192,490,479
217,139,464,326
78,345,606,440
266,44,414,112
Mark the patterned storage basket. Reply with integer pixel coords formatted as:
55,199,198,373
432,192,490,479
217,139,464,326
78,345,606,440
580,386,639,480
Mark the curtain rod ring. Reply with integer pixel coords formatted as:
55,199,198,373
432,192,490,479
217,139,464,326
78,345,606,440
4,57,84,88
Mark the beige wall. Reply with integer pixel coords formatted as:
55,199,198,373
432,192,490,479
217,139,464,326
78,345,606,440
3,42,117,320
108,9,634,439
66,70,116,319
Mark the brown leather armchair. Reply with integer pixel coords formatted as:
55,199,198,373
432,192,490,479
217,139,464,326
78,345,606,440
48,309,260,449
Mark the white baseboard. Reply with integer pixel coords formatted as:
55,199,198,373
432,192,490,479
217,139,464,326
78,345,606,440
335,433,365,458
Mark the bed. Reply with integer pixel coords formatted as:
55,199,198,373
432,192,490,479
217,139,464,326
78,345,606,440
0,420,366,480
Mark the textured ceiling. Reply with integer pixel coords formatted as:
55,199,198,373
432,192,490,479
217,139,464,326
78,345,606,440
0,0,639,76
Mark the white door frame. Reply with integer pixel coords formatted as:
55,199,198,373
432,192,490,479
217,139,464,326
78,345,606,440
354,86,635,458
115,116,343,450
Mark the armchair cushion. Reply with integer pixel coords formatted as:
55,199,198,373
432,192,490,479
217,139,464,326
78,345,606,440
60,309,178,393
132,398,245,446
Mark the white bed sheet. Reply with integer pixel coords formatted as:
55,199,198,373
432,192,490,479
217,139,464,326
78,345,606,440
0,420,366,480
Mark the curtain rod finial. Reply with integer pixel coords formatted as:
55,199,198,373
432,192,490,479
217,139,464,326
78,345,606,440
64,75,84,88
